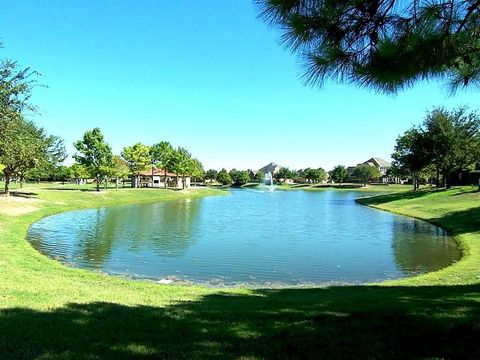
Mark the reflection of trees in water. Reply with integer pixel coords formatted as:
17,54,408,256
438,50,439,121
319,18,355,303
77,208,116,266
75,199,201,265
391,218,461,275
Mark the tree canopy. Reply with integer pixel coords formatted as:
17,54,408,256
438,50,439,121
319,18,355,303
0,115,64,194
354,164,381,186
331,165,348,184
74,128,113,191
121,143,151,177
150,141,175,188
254,171,265,182
304,167,327,183
230,170,251,186
205,169,218,182
393,107,480,189
109,155,130,189
0,57,39,115
217,168,233,186
276,167,295,182
258,0,480,93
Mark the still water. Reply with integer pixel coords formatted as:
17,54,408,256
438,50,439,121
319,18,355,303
27,189,460,286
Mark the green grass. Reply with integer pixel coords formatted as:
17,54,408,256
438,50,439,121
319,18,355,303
1,182,479,359
276,182,413,193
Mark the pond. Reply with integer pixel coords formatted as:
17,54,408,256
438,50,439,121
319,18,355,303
27,189,460,287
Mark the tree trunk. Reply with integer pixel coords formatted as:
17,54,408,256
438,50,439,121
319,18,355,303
164,170,168,189
19,176,24,189
183,176,186,189
96,176,100,192
4,173,11,196
446,171,452,189
115,177,119,191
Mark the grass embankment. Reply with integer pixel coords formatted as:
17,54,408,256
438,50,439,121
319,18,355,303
357,187,480,285
1,183,479,359
277,183,412,193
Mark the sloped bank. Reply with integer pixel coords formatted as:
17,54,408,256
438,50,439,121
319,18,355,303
357,187,480,286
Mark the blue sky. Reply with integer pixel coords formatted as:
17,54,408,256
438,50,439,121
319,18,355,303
1,1,478,171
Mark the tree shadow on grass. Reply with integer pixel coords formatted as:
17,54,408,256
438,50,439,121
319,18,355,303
43,188,97,192
430,206,480,235
359,190,480,238
1,284,479,359
356,188,448,206
0,191,39,198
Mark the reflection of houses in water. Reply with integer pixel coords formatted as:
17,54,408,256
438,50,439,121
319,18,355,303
131,169,191,189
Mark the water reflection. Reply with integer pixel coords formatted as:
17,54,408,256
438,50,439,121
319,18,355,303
30,199,201,269
391,218,461,274
27,190,460,285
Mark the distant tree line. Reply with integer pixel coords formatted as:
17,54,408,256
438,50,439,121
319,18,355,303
14,130,206,192
72,128,205,191
204,166,332,186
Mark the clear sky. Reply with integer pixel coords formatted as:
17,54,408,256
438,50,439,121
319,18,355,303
1,1,478,171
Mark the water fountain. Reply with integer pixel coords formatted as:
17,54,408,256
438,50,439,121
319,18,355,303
266,171,274,192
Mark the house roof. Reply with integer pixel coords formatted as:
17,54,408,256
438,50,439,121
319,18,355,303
363,158,392,168
258,162,281,173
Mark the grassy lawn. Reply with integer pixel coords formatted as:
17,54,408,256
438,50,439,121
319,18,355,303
276,183,413,192
0,182,479,359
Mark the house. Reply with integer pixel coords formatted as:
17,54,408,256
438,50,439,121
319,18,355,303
346,166,357,177
346,157,393,183
361,158,392,176
131,169,191,189
258,162,282,176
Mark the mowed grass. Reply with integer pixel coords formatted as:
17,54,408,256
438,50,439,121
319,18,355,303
277,182,412,193
0,182,479,359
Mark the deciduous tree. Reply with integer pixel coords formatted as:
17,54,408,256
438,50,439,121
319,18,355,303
70,163,89,185
150,141,174,188
190,158,204,186
74,128,113,192
354,164,381,187
254,171,265,182
109,155,130,190
231,170,251,186
217,168,233,186
331,165,348,185
423,107,480,187
171,147,193,189
205,169,218,182
121,143,151,188
0,116,63,194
